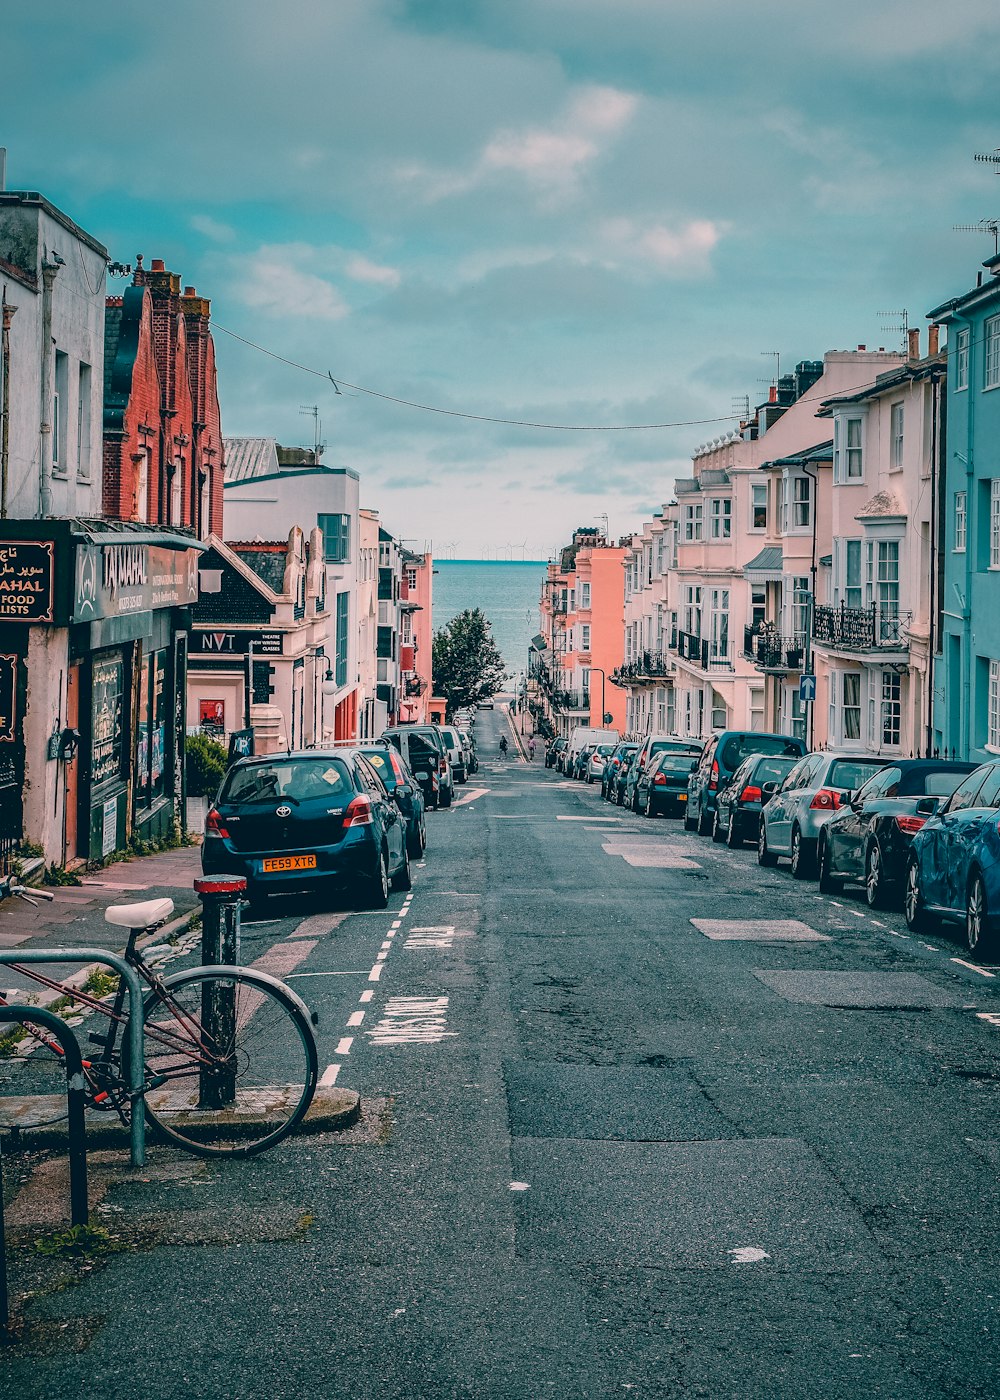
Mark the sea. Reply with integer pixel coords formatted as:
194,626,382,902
433,560,547,682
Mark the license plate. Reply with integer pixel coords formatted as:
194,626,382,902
261,854,317,873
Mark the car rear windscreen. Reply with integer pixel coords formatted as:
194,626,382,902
659,753,697,773
721,735,802,770
828,760,885,791
900,768,972,798
360,749,398,789
751,756,798,785
223,759,351,804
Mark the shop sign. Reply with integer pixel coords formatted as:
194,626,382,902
74,542,199,623
92,654,125,787
0,655,16,741
102,796,117,858
192,630,283,656
228,729,255,763
0,541,55,622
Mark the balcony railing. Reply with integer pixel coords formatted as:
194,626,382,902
812,604,911,652
553,689,590,712
676,630,733,671
610,651,673,686
743,625,805,673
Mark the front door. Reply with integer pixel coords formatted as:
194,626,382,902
63,663,80,864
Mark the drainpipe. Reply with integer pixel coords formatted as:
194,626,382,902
39,259,60,518
1,291,16,518
804,459,820,750
926,353,945,757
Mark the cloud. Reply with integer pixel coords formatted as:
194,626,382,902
190,213,236,243
240,246,350,321
601,217,724,275
345,255,402,288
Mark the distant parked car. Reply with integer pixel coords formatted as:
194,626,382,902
627,736,703,812
357,742,428,859
712,753,799,847
203,749,410,909
904,760,1000,955
458,728,478,775
817,759,977,907
602,741,639,799
572,743,598,781
382,725,453,808
757,751,890,878
638,750,700,818
546,737,567,770
611,751,636,805
436,725,468,784
686,731,807,836
478,697,495,709
586,743,617,784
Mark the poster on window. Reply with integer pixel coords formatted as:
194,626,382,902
91,654,124,787
199,699,225,732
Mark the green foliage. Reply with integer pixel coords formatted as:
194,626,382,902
42,864,82,886
17,840,45,859
432,608,508,718
186,733,229,798
83,968,119,998
34,1224,119,1260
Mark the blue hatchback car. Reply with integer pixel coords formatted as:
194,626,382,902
904,760,1000,957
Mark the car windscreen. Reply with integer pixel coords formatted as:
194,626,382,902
359,749,398,790
898,768,973,798
750,756,798,786
440,729,461,748
407,734,439,763
222,759,351,805
720,735,802,770
827,759,885,791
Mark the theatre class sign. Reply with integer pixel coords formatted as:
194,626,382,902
0,542,55,622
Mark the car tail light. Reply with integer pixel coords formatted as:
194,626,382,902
653,772,667,786
343,795,373,828
809,788,843,811
205,808,230,839
708,759,719,792
739,785,762,804
895,815,926,835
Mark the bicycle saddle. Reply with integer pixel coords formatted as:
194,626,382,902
104,897,175,930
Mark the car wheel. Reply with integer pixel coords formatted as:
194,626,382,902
711,809,725,843
864,841,888,909
630,788,640,812
587,775,594,785
365,848,390,910
790,825,814,880
817,836,841,893
726,812,742,848
904,857,932,933
966,872,995,958
440,786,453,808
644,791,656,819
757,820,778,867
683,801,697,832
392,843,412,892
697,803,712,837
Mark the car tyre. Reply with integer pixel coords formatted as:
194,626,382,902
726,812,742,848
683,802,697,832
392,844,412,892
817,836,841,893
407,819,427,859
864,841,889,909
365,847,390,910
644,791,656,819
904,857,933,933
711,809,725,843
697,803,712,837
790,825,814,880
757,820,778,867
966,872,996,959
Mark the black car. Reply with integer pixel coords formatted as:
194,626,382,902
817,759,977,908
203,750,411,909
639,750,701,818
602,741,639,799
383,725,453,808
356,742,428,859
611,751,636,805
545,737,567,770
712,753,799,847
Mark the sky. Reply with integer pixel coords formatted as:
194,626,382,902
4,0,1000,557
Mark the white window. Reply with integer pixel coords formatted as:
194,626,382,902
683,503,703,541
990,660,1000,751
683,585,701,636
835,415,864,482
52,349,68,473
866,539,900,614
789,576,810,641
580,582,591,609
954,491,967,552
987,316,1000,389
405,566,418,591
750,687,764,732
711,687,727,729
77,362,92,479
581,624,591,651
992,480,1000,569
955,327,969,391
890,402,904,470
135,449,148,523
708,588,729,662
845,540,862,609
880,671,901,749
843,672,861,741
793,475,811,529
710,498,732,539
751,483,767,531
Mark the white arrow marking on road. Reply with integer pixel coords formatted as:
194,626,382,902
452,787,489,808
976,1011,1000,1025
366,996,454,1045
728,1246,771,1264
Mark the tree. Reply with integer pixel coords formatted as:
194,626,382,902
432,608,508,717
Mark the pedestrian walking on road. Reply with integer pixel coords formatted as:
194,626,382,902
499,735,509,758
528,737,536,760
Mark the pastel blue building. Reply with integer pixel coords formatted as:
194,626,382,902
929,258,1000,761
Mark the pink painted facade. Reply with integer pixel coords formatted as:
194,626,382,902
398,550,434,723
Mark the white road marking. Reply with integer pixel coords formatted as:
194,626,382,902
918,942,941,953
869,920,886,928
347,1011,365,1027
250,939,318,980
291,912,350,939
359,989,374,1003
509,1182,530,1192
366,995,454,1045
369,963,383,982
376,950,388,961
953,958,995,978
391,920,402,930
381,939,394,950
452,787,489,808
405,925,469,949
557,815,621,822
286,970,369,979
890,931,910,940
319,1063,341,1087
829,901,843,908
849,910,866,919
335,1036,354,1056
729,1247,771,1264
976,1011,1000,1026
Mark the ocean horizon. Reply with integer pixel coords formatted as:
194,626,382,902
432,560,548,679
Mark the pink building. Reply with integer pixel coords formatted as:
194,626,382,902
398,550,434,723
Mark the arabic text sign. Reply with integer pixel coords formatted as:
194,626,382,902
0,542,55,622
0,655,16,741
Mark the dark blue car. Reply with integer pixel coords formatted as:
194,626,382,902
904,760,1000,956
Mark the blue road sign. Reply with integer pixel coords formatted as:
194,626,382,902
799,674,817,703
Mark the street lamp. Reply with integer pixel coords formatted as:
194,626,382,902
587,667,609,726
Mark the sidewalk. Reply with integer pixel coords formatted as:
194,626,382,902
0,844,203,998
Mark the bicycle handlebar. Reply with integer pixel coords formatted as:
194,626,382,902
0,879,56,903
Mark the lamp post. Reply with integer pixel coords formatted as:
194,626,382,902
588,667,608,726
321,664,337,743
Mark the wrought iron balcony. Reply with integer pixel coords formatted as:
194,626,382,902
553,689,590,712
743,625,805,673
676,630,733,671
610,651,673,686
812,605,911,653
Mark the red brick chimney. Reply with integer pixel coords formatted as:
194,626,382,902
928,324,940,356
908,327,920,359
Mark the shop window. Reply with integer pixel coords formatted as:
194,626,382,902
91,652,126,788
135,649,168,810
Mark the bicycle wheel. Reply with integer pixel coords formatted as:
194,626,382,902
140,969,318,1157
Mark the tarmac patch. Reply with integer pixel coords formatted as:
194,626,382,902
753,970,965,1008
691,918,828,941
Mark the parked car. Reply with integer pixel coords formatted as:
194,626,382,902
585,743,617,784
436,725,468,784
564,726,620,777
546,737,567,770
478,697,495,709
611,751,636,805
203,749,410,909
757,751,890,878
601,741,639,800
816,759,977,907
626,736,703,812
686,731,807,836
712,753,799,847
382,725,453,808
356,742,428,859
904,760,1000,955
572,743,598,781
458,728,478,775
638,750,701,818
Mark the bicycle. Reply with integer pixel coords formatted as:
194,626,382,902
0,879,318,1158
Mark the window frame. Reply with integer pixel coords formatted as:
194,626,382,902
954,326,970,391
989,659,1000,752
954,490,967,553
991,480,1000,570
709,497,732,540
890,401,904,471
986,315,1000,390
683,502,703,542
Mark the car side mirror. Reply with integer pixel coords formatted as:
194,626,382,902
915,796,941,817
395,786,412,801
690,760,698,773
760,780,777,797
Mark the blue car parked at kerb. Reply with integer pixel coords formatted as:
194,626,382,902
904,760,1000,957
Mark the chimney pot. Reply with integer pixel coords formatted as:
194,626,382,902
768,384,777,403
928,324,940,355
184,286,196,297
857,344,866,351
908,327,920,359
151,258,165,272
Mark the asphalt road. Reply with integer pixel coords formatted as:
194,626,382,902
6,708,1000,1397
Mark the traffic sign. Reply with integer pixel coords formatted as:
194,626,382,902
799,674,816,703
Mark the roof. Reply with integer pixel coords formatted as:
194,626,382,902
223,438,281,482
230,543,287,593
759,440,833,470
927,263,1000,323
743,546,785,579
819,355,945,411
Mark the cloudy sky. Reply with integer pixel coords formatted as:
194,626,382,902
4,0,999,556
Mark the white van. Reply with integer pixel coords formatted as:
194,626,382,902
564,726,620,773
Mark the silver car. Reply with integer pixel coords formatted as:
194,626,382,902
757,751,890,879
437,725,468,784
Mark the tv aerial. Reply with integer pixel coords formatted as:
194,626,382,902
953,218,1000,257
877,309,909,352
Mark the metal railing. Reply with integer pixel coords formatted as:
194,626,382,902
611,652,673,685
675,631,734,671
743,625,805,672
812,604,911,651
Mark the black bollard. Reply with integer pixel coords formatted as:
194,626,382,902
193,877,246,1108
